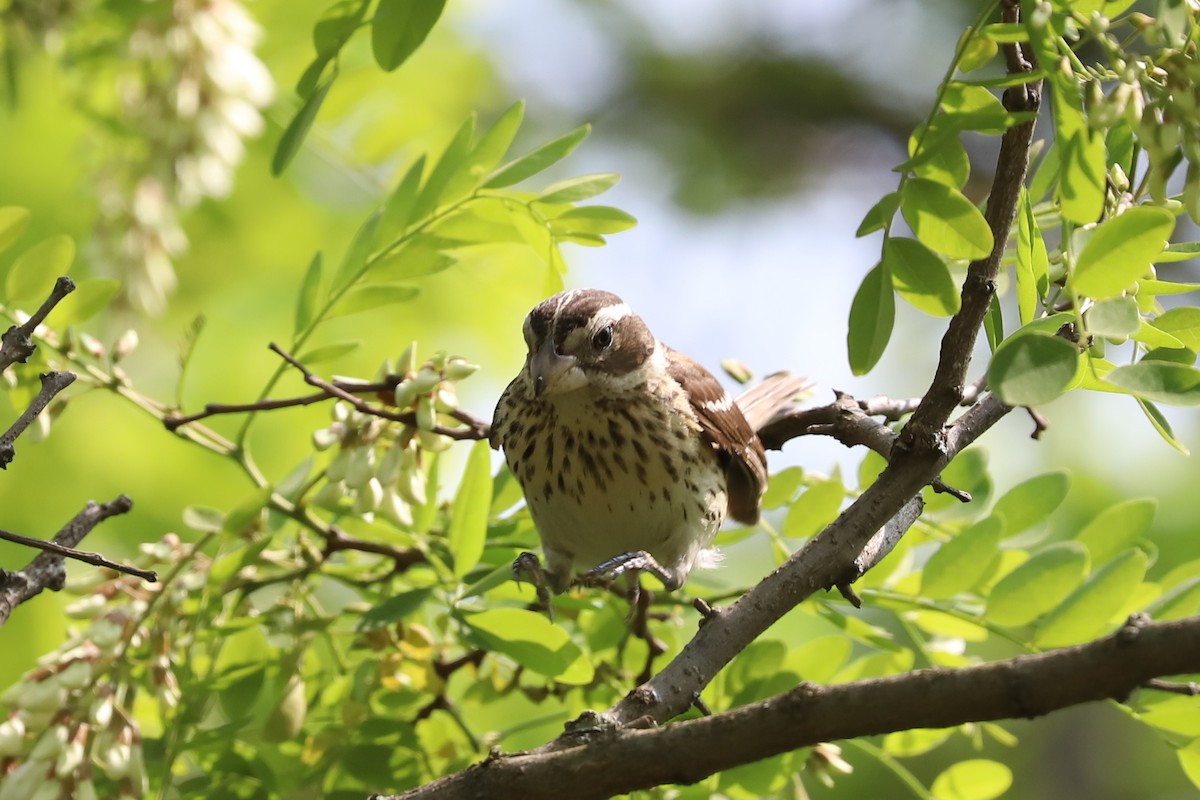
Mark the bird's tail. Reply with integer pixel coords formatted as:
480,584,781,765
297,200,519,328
734,372,814,433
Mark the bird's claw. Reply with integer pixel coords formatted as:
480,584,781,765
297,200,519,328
581,550,677,590
512,551,554,620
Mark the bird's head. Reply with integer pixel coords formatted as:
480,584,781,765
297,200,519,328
521,289,657,398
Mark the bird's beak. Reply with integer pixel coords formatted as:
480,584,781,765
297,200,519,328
530,339,577,397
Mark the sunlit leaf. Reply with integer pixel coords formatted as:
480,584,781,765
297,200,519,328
1058,128,1106,225
536,173,620,204
1016,188,1048,325
921,516,1003,599
900,178,993,260
1075,498,1155,565
1148,577,1200,621
1084,296,1139,338
463,608,593,684
1104,361,1200,406
357,588,433,631
1072,206,1175,299
992,471,1069,537
449,440,492,577
1153,307,1200,350
331,211,381,293
986,543,1089,626
856,192,900,237
327,283,419,318
884,236,960,316
988,332,1079,407
908,120,970,188
441,101,527,205
378,155,426,243
297,340,360,365
484,125,590,188
782,478,844,539
761,466,805,510
932,760,1012,800
1034,549,1148,647
548,205,637,236
847,262,894,375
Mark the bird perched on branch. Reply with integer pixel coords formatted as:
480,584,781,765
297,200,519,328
491,288,810,611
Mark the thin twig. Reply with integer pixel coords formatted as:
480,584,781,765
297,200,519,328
0,526,157,582
0,370,75,469
0,276,76,372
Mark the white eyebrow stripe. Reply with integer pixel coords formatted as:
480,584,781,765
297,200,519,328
590,302,632,329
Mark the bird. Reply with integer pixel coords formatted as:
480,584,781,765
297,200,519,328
490,288,810,610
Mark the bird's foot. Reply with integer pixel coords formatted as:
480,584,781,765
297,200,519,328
580,550,679,590
512,551,554,620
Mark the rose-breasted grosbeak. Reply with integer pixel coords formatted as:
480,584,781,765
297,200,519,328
491,289,809,607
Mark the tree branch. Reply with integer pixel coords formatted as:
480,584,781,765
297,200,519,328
0,495,138,626
0,276,75,373
0,370,75,469
377,615,1200,800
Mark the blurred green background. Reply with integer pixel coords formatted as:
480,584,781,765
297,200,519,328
1,1,1198,797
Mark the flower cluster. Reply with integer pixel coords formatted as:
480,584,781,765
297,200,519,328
311,345,480,527
91,0,275,314
0,536,199,799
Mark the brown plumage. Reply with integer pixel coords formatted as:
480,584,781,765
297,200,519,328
491,289,809,601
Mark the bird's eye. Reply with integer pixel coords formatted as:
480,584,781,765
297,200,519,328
592,324,614,350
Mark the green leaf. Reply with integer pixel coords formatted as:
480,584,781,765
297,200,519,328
1137,397,1189,454
883,236,960,316
1075,498,1156,565
411,116,477,220
992,471,1069,537
786,635,853,683
52,279,119,325
984,295,1004,352
378,155,426,243
847,262,895,375
314,0,369,54
1153,307,1200,350
182,505,225,533
327,283,419,318
908,120,970,188
356,588,433,631
1016,188,1048,325
484,125,590,188
1154,242,1200,263
782,478,844,539
988,332,1079,406
931,760,1012,800
1058,129,1106,225
940,83,1011,133
1176,729,1200,791
536,173,620,204
463,608,593,683
440,101,527,206
297,340,360,365
449,440,492,577
548,206,637,236
1104,361,1200,406
856,192,900,237
272,70,336,176
368,238,456,282
920,516,1003,599
882,728,953,758
294,252,323,335
370,0,446,71
987,542,1089,626
1072,206,1175,299
0,207,31,254
1084,296,1139,338
331,211,381,293
900,178,993,260
1149,577,1200,621
6,234,74,303
761,466,805,510
1034,549,1148,647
